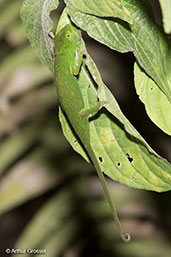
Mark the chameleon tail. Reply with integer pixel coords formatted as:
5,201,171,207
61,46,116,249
88,147,131,242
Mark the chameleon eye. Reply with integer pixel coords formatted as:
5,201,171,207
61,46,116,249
65,31,73,41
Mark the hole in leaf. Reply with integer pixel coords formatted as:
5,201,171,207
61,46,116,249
150,87,154,90
131,177,137,181
126,153,133,163
74,140,77,144
98,157,103,163
117,162,121,167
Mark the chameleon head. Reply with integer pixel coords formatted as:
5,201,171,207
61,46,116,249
55,24,76,54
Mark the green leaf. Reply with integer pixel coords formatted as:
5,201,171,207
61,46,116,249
59,48,171,192
55,11,171,192
67,0,171,103
133,29,171,135
159,0,171,34
20,0,59,72
134,62,171,136
59,106,90,163
64,0,132,24
21,1,171,192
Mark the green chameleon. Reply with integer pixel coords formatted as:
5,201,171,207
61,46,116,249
54,23,130,242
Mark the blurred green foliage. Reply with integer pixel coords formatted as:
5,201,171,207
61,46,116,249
0,1,171,257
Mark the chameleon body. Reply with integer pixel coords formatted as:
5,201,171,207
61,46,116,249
54,24,130,242
55,25,89,149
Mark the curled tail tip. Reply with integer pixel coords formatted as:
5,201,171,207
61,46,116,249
121,233,131,243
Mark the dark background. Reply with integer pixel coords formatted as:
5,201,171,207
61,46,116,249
0,0,170,256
